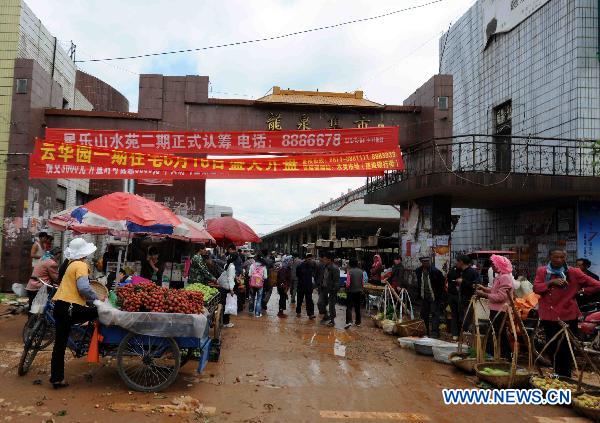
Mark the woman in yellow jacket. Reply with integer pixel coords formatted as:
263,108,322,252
50,238,105,389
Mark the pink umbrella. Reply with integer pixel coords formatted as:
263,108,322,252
172,216,215,243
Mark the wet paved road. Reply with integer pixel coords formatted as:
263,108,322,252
0,294,589,422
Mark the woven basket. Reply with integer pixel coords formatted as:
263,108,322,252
396,319,425,338
573,397,600,422
90,281,108,299
371,315,383,328
475,361,532,388
449,352,478,373
530,376,599,397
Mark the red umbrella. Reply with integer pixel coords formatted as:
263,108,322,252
50,207,215,243
206,217,261,244
71,192,181,234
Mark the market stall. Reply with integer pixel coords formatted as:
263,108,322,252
32,193,225,387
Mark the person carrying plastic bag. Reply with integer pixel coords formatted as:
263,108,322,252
218,252,238,328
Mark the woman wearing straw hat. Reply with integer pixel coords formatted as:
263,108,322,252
50,238,105,389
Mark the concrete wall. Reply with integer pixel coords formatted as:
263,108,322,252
17,0,77,108
205,204,233,220
76,70,129,112
138,74,422,142
440,0,599,139
73,88,93,111
2,58,62,288
403,74,453,142
0,0,20,267
451,200,579,279
0,0,96,288
439,0,599,277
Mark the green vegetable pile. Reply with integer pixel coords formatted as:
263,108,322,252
376,305,396,321
479,367,509,376
337,292,347,300
185,283,219,301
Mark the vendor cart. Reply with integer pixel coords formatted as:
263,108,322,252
18,282,217,392
99,323,211,392
181,292,223,364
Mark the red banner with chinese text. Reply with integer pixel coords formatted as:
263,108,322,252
29,140,404,180
44,127,399,155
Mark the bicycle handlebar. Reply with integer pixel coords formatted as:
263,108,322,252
32,277,58,289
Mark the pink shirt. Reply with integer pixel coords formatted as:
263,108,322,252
488,274,514,312
26,258,59,291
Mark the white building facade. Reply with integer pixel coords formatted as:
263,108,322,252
439,0,599,272
440,0,599,139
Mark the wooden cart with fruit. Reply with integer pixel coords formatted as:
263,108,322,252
99,281,219,391
19,280,216,392
98,318,212,392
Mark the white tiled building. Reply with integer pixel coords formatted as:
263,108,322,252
439,0,599,269
440,0,599,139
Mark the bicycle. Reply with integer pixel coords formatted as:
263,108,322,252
22,278,56,350
18,280,95,376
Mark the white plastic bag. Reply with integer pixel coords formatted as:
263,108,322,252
225,293,238,315
94,300,208,338
30,285,48,314
11,283,26,297
217,270,229,289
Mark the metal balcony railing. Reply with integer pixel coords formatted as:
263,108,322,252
366,134,600,193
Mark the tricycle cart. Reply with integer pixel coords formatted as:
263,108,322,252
99,323,211,392
19,287,216,392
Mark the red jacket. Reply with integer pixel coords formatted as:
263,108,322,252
533,266,600,321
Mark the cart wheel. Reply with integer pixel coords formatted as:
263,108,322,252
22,314,36,344
18,318,47,376
213,304,223,342
116,332,181,392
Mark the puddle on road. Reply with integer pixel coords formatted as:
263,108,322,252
301,330,354,357
308,359,324,384
333,339,346,357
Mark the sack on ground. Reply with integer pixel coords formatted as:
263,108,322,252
30,285,48,314
12,283,26,297
382,319,396,335
225,293,238,315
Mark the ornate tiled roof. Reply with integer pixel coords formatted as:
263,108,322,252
256,86,383,108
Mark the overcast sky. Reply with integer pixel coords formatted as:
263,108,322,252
27,0,474,235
